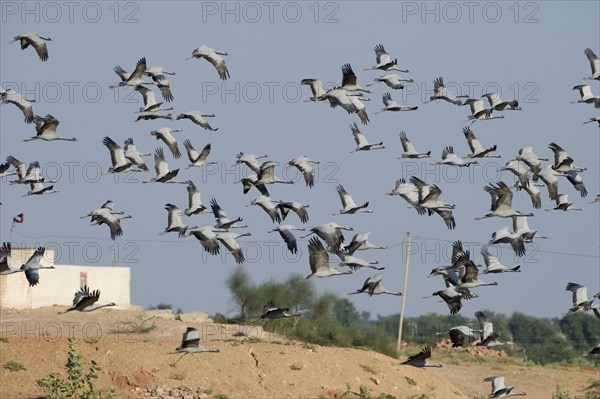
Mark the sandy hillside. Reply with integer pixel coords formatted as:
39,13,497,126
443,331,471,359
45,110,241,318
0,307,597,399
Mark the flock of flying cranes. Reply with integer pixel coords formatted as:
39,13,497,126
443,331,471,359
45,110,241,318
1,32,599,397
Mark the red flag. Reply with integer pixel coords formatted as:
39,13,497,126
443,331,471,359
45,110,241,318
13,213,24,223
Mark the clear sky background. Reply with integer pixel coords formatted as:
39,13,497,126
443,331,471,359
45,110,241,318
1,1,599,319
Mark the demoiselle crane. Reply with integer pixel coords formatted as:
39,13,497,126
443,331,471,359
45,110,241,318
25,114,77,142
374,92,418,114
186,45,230,80
348,273,401,296
423,77,467,105
349,123,384,152
267,225,305,254
1,87,35,123
397,132,431,158
160,203,198,238
400,346,442,367
305,237,352,279
63,286,116,313
170,327,219,367
10,32,51,61
363,44,409,72
142,148,186,184
333,184,373,215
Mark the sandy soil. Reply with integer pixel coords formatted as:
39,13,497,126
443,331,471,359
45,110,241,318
0,307,597,399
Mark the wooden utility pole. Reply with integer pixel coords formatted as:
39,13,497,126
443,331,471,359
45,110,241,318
397,231,412,349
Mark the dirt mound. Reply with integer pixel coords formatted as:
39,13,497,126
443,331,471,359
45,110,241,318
0,307,596,399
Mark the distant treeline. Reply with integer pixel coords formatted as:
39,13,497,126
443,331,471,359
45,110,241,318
213,267,599,365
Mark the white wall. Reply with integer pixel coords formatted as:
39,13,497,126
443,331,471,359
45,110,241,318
0,249,130,309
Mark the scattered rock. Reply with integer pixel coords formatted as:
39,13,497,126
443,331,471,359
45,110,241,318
177,312,213,324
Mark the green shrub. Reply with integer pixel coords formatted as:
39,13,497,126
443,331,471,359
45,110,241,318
3,361,26,372
37,337,115,399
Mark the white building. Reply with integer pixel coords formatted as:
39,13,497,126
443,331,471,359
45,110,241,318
0,248,130,310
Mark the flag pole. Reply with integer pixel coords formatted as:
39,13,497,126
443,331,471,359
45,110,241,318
9,220,15,243
397,231,412,350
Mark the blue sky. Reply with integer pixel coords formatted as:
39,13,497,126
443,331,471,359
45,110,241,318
1,1,599,318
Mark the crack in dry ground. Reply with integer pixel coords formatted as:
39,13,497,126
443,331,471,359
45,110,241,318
248,347,265,387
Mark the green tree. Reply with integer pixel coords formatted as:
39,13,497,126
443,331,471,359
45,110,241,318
225,266,256,320
284,274,315,313
331,297,360,327
559,313,600,353
510,312,574,364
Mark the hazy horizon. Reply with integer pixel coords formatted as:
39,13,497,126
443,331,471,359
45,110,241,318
1,1,599,319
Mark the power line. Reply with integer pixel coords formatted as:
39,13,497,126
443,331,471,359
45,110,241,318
8,230,600,259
